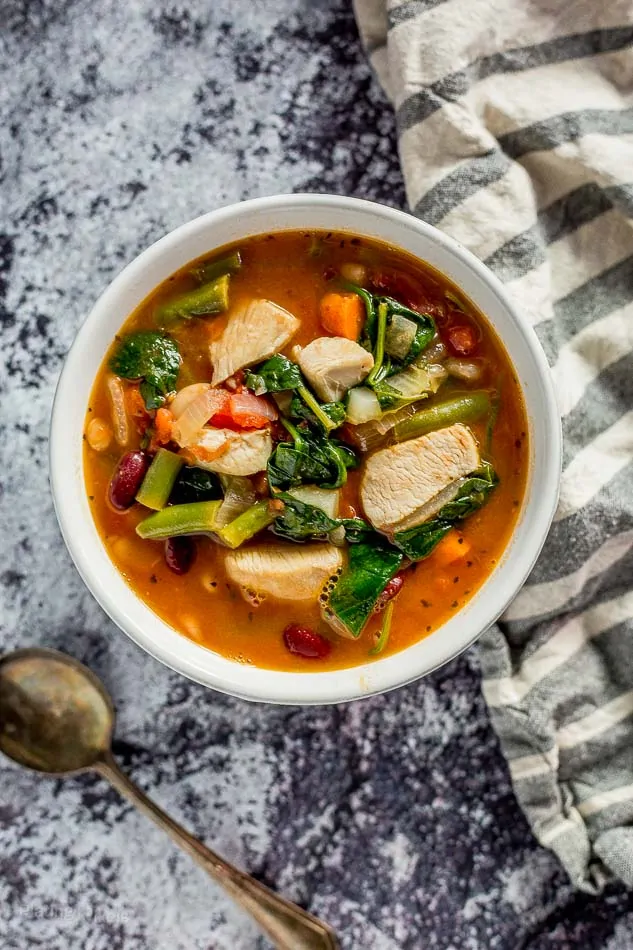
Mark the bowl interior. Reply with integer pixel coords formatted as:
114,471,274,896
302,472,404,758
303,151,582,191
50,195,561,704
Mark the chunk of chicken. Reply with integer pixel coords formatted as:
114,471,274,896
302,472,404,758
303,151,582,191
184,428,272,476
225,543,343,602
210,299,300,384
297,337,374,403
361,423,480,533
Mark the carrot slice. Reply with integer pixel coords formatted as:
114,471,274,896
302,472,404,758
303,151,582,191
432,531,472,567
319,292,364,340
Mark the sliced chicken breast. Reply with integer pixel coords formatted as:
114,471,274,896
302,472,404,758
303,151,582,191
361,423,480,533
297,337,374,403
185,428,272,476
210,299,299,384
225,543,343,602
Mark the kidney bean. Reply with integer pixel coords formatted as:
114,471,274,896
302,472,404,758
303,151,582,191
108,451,150,510
164,536,196,575
283,624,332,659
373,574,405,613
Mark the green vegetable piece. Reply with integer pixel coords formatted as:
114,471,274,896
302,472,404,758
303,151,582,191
324,540,403,639
393,462,498,560
156,275,230,325
110,331,181,410
136,500,222,540
369,601,395,656
244,354,302,393
245,355,337,432
289,395,346,429
392,392,491,442
218,500,280,549
135,448,184,510
191,250,241,284
342,282,376,345
271,494,337,542
365,301,388,386
267,419,357,491
169,466,223,504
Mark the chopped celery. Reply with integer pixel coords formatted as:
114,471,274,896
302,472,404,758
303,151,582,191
217,501,280,549
136,500,222,540
191,250,241,284
136,449,184,510
156,275,230,325
392,391,491,442
369,601,395,656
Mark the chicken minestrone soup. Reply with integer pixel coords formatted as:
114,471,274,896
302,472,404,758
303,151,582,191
84,230,528,670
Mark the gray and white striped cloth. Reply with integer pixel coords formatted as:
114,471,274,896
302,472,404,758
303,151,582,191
354,0,633,893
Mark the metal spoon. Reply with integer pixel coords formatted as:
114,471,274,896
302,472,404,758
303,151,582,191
0,647,340,950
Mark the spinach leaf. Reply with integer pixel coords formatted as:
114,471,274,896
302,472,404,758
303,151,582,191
343,284,436,377
267,420,358,491
245,355,338,432
169,466,223,505
289,394,345,429
271,495,373,544
244,354,302,394
323,540,404,638
110,331,181,410
393,462,498,560
271,494,338,542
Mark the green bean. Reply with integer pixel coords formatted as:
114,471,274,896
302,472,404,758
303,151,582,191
135,448,184,511
136,500,222,540
156,274,230,325
191,250,242,284
392,391,492,442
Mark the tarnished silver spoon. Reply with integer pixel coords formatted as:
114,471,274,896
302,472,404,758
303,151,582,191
0,647,340,950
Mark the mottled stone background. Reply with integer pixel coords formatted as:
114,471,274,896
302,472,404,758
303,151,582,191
2,1,633,947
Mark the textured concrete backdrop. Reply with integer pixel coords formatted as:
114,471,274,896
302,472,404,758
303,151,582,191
2,1,633,947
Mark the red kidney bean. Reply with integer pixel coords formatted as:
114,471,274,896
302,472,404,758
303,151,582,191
164,536,196,575
283,624,332,659
446,325,477,357
108,451,150,510
373,574,405,613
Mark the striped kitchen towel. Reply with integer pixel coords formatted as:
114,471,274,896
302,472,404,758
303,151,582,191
354,0,633,893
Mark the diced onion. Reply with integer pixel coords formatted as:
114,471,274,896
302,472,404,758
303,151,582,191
388,362,447,398
215,475,257,528
170,383,211,419
107,375,129,446
444,358,484,383
385,314,417,361
346,387,382,425
419,338,447,363
287,485,340,519
172,388,228,447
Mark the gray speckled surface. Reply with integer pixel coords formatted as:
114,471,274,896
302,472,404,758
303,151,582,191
2,1,633,947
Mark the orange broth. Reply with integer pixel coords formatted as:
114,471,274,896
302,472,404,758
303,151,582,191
84,230,528,671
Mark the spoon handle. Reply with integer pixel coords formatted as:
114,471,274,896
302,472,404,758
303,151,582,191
96,752,340,950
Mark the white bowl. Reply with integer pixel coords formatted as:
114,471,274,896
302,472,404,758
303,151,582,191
50,194,561,704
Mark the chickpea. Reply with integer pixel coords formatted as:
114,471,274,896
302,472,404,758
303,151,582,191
86,417,113,452
339,262,367,285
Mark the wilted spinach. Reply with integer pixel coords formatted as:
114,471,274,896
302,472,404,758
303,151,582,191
267,419,358,491
393,462,498,560
110,331,181,410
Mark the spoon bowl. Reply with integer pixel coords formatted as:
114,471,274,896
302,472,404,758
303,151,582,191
0,648,112,774
0,647,340,950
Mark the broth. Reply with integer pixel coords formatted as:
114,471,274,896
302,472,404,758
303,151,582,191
84,230,528,671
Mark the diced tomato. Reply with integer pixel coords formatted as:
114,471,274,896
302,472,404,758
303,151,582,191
126,385,152,435
210,392,278,431
446,324,478,356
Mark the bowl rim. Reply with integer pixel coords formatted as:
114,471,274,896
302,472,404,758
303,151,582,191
50,193,561,704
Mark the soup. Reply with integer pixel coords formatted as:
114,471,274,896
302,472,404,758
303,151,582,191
84,230,528,671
